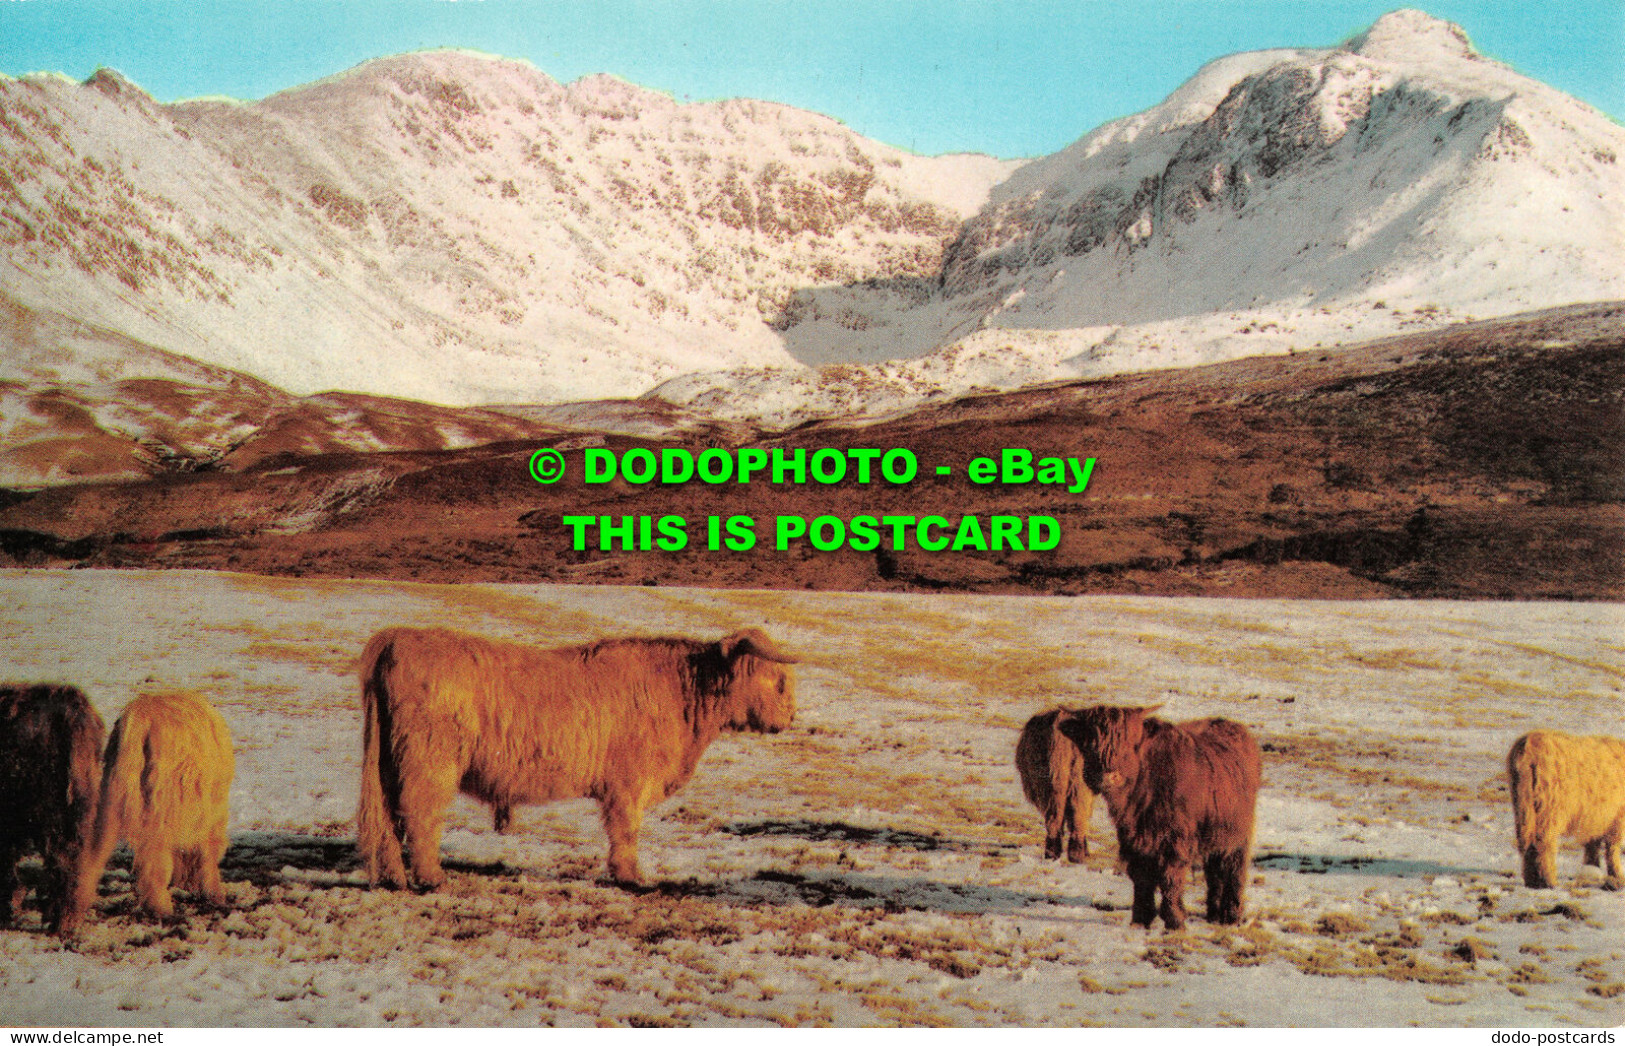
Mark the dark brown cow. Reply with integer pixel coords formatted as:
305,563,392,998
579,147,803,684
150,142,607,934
1058,705,1261,929
1016,708,1096,862
0,684,105,934
357,626,797,889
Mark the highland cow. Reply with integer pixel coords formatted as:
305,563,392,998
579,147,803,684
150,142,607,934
1016,707,1097,862
356,626,798,889
1507,730,1625,890
77,691,235,919
1058,705,1261,929
0,684,105,935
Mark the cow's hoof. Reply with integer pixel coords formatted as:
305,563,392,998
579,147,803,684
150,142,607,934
1603,877,1623,892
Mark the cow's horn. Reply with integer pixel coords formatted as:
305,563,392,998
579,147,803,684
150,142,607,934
721,628,798,664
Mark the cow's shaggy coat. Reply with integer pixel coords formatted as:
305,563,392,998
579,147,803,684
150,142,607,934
77,691,235,919
1058,705,1261,929
0,684,105,934
1507,730,1625,890
1016,708,1096,862
356,626,798,889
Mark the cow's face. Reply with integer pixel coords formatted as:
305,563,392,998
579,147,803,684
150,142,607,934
718,629,798,733
724,660,795,733
1057,705,1149,793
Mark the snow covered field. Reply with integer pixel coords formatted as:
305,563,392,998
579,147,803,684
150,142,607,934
0,570,1621,1027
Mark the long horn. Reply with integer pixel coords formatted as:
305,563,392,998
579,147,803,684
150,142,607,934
721,628,799,664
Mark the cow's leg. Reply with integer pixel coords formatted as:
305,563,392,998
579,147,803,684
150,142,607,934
1065,791,1092,863
0,845,21,926
493,804,517,835
1126,856,1158,928
44,840,87,935
134,834,176,918
1522,837,1557,890
1204,852,1225,923
1205,849,1248,924
1158,862,1190,930
389,739,461,891
199,821,229,907
1601,832,1623,892
599,792,647,886
37,841,66,933
1042,798,1065,860
1583,839,1604,868
399,774,456,891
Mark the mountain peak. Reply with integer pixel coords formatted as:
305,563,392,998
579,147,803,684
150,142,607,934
1343,9,1476,63
84,66,147,99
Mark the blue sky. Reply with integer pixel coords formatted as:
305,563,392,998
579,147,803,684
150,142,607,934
2,1,1620,157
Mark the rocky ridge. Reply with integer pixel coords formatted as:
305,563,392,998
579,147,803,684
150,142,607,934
0,51,1011,404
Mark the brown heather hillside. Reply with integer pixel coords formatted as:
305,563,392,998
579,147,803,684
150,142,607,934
1,305,1621,599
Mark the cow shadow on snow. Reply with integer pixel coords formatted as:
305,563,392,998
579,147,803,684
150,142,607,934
221,830,525,886
653,868,1098,916
221,830,362,886
1254,852,1508,879
211,831,1509,917
208,826,1099,916
721,817,1013,855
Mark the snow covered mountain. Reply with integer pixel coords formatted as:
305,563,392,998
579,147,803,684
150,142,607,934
660,10,1625,423
941,10,1622,328
0,51,1011,404
1,10,1621,435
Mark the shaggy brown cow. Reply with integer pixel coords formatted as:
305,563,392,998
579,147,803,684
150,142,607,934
357,626,798,889
1507,730,1625,890
1058,705,1261,929
0,684,105,935
77,691,235,919
1016,708,1096,862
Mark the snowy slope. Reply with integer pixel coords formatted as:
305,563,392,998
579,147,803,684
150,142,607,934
942,12,1624,321
0,52,1011,404
664,10,1625,423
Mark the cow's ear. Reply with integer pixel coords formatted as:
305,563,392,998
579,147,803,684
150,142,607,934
721,628,798,664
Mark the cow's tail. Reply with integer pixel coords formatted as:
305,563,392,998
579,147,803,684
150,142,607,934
357,631,407,888
1507,733,1541,853
75,707,149,922
1013,717,1045,807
